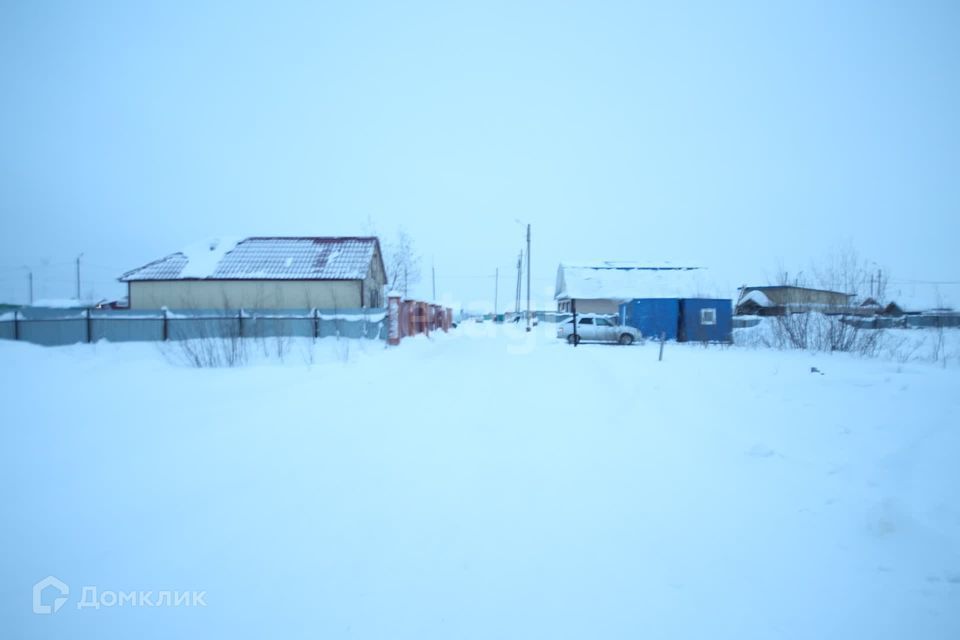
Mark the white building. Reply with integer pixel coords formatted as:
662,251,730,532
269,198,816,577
554,262,715,314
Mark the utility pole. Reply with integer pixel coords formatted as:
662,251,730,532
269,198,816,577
571,298,578,347
494,267,498,316
514,250,523,315
431,263,436,301
526,223,531,332
27,270,34,305
75,253,83,300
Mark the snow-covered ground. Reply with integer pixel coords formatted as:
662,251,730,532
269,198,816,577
2,326,959,639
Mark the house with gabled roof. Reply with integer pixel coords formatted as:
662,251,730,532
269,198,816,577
555,262,714,314
119,237,387,310
734,285,854,316
554,262,732,341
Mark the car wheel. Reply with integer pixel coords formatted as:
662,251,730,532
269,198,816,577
618,333,634,345
567,334,581,345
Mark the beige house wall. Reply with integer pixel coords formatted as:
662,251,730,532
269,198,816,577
754,288,851,306
362,244,388,307
129,280,363,310
556,298,622,315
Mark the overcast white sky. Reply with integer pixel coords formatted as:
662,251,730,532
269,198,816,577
1,1,958,309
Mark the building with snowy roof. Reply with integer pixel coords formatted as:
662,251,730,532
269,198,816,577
119,237,387,310
880,282,958,315
555,262,732,341
555,262,718,314
734,285,854,316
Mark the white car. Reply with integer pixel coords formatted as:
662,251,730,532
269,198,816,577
556,314,642,345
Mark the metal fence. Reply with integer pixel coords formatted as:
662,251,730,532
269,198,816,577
733,313,960,331
842,314,960,330
0,308,387,347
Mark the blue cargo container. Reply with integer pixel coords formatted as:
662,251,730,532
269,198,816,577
678,298,732,342
619,298,680,341
619,298,732,342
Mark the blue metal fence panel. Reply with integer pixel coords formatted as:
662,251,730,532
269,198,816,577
732,316,761,329
91,318,165,342
906,314,960,328
0,319,15,340
316,310,386,340
90,310,165,342
167,316,242,341
18,317,88,346
0,307,388,345
843,316,904,330
16,307,86,320
620,299,680,340
679,299,733,342
244,316,315,339
319,317,359,338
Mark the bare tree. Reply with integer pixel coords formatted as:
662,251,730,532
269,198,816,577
766,246,888,356
811,242,887,302
384,228,421,297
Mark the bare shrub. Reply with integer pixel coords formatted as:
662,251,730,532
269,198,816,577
930,323,946,365
771,312,882,356
882,334,922,364
161,315,247,368
299,338,317,366
157,305,374,368
762,244,891,357
335,337,351,363
274,333,290,363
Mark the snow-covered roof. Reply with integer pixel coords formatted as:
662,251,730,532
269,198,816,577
737,290,773,308
120,237,383,282
29,298,95,309
557,312,617,321
555,263,722,301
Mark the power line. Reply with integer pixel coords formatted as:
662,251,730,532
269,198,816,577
83,262,126,271
889,279,960,285
436,273,552,282
435,274,497,279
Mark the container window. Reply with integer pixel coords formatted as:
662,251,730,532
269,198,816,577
700,308,716,325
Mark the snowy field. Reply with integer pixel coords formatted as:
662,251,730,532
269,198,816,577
2,326,959,639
